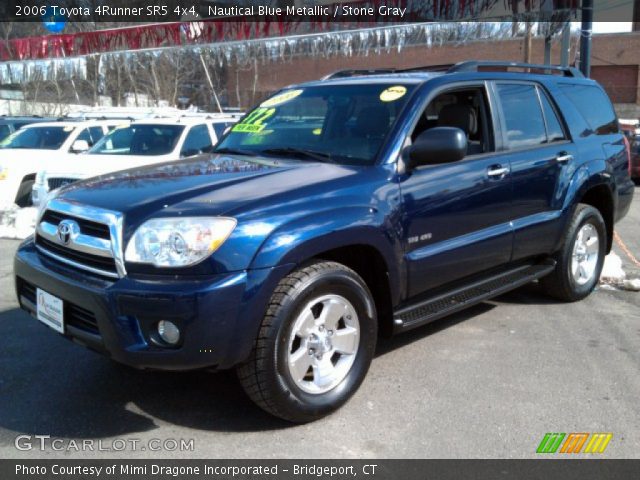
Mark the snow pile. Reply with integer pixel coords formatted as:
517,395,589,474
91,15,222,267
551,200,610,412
600,252,626,283
0,206,37,239
600,252,640,292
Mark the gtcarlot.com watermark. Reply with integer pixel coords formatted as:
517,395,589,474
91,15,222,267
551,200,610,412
15,435,195,452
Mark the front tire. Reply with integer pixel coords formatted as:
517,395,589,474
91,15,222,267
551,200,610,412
540,204,606,302
237,261,377,423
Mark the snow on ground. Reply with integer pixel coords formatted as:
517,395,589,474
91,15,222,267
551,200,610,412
0,206,37,240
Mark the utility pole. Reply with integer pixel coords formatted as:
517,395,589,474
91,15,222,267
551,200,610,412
524,22,532,63
579,0,593,77
560,22,571,67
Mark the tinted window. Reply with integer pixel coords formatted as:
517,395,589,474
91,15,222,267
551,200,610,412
497,84,546,149
538,89,566,142
89,126,134,154
90,124,184,156
0,125,10,140
216,84,415,165
89,127,105,144
212,122,233,140
560,84,617,135
180,124,212,157
0,126,72,150
75,128,92,147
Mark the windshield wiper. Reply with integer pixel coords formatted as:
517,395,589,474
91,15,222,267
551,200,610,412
260,147,336,163
213,147,257,156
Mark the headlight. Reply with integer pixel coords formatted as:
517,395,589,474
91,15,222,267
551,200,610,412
124,217,236,267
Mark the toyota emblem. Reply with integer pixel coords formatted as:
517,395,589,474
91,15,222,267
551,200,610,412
56,219,79,245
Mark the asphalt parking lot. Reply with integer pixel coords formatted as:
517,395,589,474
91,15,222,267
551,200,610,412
0,191,638,459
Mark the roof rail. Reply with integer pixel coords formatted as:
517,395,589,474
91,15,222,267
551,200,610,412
322,69,397,80
448,61,583,78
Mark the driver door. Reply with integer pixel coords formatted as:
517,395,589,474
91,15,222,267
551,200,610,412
400,83,514,297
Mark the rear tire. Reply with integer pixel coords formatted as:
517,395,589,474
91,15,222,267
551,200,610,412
237,261,377,423
540,204,606,302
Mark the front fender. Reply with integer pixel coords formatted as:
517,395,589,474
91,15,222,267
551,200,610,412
250,206,404,304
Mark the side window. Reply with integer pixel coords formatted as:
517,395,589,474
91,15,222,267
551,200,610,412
538,88,566,143
180,124,213,157
559,84,618,135
411,86,493,156
497,83,546,149
212,122,232,141
89,126,105,145
73,128,92,150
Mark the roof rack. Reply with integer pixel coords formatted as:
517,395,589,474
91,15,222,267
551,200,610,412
447,61,584,77
322,69,397,80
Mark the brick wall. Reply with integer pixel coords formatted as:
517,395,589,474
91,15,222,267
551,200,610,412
226,31,640,115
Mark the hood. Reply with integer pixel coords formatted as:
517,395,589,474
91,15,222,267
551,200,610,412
55,153,360,221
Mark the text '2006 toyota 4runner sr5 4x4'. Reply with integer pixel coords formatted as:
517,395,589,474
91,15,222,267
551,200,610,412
14,61,635,422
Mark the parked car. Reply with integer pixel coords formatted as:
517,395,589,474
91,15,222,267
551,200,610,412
0,120,124,208
15,62,634,422
0,116,55,141
619,118,640,180
31,115,239,206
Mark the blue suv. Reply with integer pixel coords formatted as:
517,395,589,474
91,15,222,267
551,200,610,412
14,62,635,422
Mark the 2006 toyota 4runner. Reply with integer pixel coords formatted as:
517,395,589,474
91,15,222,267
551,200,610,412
14,61,635,422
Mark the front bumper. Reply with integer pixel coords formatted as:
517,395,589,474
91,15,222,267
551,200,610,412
14,238,290,370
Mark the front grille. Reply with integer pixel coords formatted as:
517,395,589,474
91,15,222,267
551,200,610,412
18,278,100,335
47,177,77,191
36,234,118,275
41,210,110,240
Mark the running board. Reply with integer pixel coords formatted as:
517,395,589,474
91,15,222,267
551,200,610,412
392,260,556,334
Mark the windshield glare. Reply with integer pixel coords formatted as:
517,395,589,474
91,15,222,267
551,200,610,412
215,84,414,165
90,124,185,156
0,126,72,150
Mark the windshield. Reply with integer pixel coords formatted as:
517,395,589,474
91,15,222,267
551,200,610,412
90,124,185,156
0,126,72,150
215,83,415,165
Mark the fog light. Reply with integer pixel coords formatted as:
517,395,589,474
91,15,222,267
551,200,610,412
157,320,180,345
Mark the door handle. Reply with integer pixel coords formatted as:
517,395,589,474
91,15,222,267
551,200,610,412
487,165,510,178
556,152,573,164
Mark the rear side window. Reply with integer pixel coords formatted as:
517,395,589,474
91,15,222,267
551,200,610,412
89,127,105,145
212,122,233,140
497,83,546,149
559,84,618,135
538,90,566,142
180,124,213,157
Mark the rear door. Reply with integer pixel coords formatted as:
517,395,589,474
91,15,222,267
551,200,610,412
400,82,514,297
490,81,578,261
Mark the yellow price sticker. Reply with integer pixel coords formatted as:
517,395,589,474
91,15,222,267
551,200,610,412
261,89,303,107
380,85,407,102
231,107,276,134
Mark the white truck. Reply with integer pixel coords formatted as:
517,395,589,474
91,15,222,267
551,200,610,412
31,115,239,207
0,119,125,209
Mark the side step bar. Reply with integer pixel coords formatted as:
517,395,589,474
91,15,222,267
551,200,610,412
392,260,556,334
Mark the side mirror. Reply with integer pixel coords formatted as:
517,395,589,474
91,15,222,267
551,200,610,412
71,139,90,153
407,127,467,169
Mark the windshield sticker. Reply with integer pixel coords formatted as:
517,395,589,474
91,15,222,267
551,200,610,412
312,128,322,135
231,107,275,133
260,89,303,107
380,85,407,102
